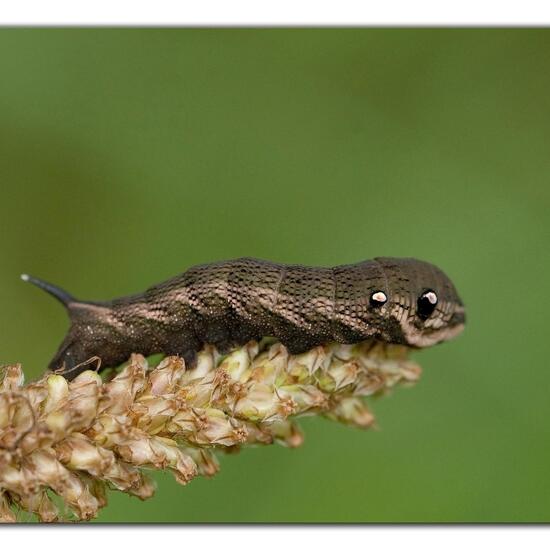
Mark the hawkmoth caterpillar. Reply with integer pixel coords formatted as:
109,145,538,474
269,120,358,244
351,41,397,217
23,257,465,379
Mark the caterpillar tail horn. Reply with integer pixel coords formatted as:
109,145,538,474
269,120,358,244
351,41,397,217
21,274,76,307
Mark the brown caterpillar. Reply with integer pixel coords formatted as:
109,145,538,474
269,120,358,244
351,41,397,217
23,257,465,379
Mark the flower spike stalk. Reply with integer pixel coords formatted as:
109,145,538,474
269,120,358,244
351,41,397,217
0,339,421,522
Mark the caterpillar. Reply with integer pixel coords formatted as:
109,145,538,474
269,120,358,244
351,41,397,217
23,257,465,379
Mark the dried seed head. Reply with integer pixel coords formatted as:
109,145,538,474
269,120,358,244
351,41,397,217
0,340,420,522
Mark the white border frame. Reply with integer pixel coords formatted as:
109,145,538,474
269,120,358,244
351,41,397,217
0,4,548,541
0,0,550,25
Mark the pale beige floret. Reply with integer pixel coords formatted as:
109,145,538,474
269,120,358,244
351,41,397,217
0,339,421,523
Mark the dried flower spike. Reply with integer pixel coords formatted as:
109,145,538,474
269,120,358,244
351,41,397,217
0,340,421,522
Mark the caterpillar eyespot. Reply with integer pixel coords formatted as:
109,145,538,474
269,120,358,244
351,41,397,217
23,256,465,379
417,290,438,320
370,291,387,306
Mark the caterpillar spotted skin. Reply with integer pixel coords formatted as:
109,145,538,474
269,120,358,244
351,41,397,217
23,257,465,379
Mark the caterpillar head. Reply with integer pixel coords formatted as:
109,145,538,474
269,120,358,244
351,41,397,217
368,257,466,348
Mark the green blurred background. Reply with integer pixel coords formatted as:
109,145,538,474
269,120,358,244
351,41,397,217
0,28,549,522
